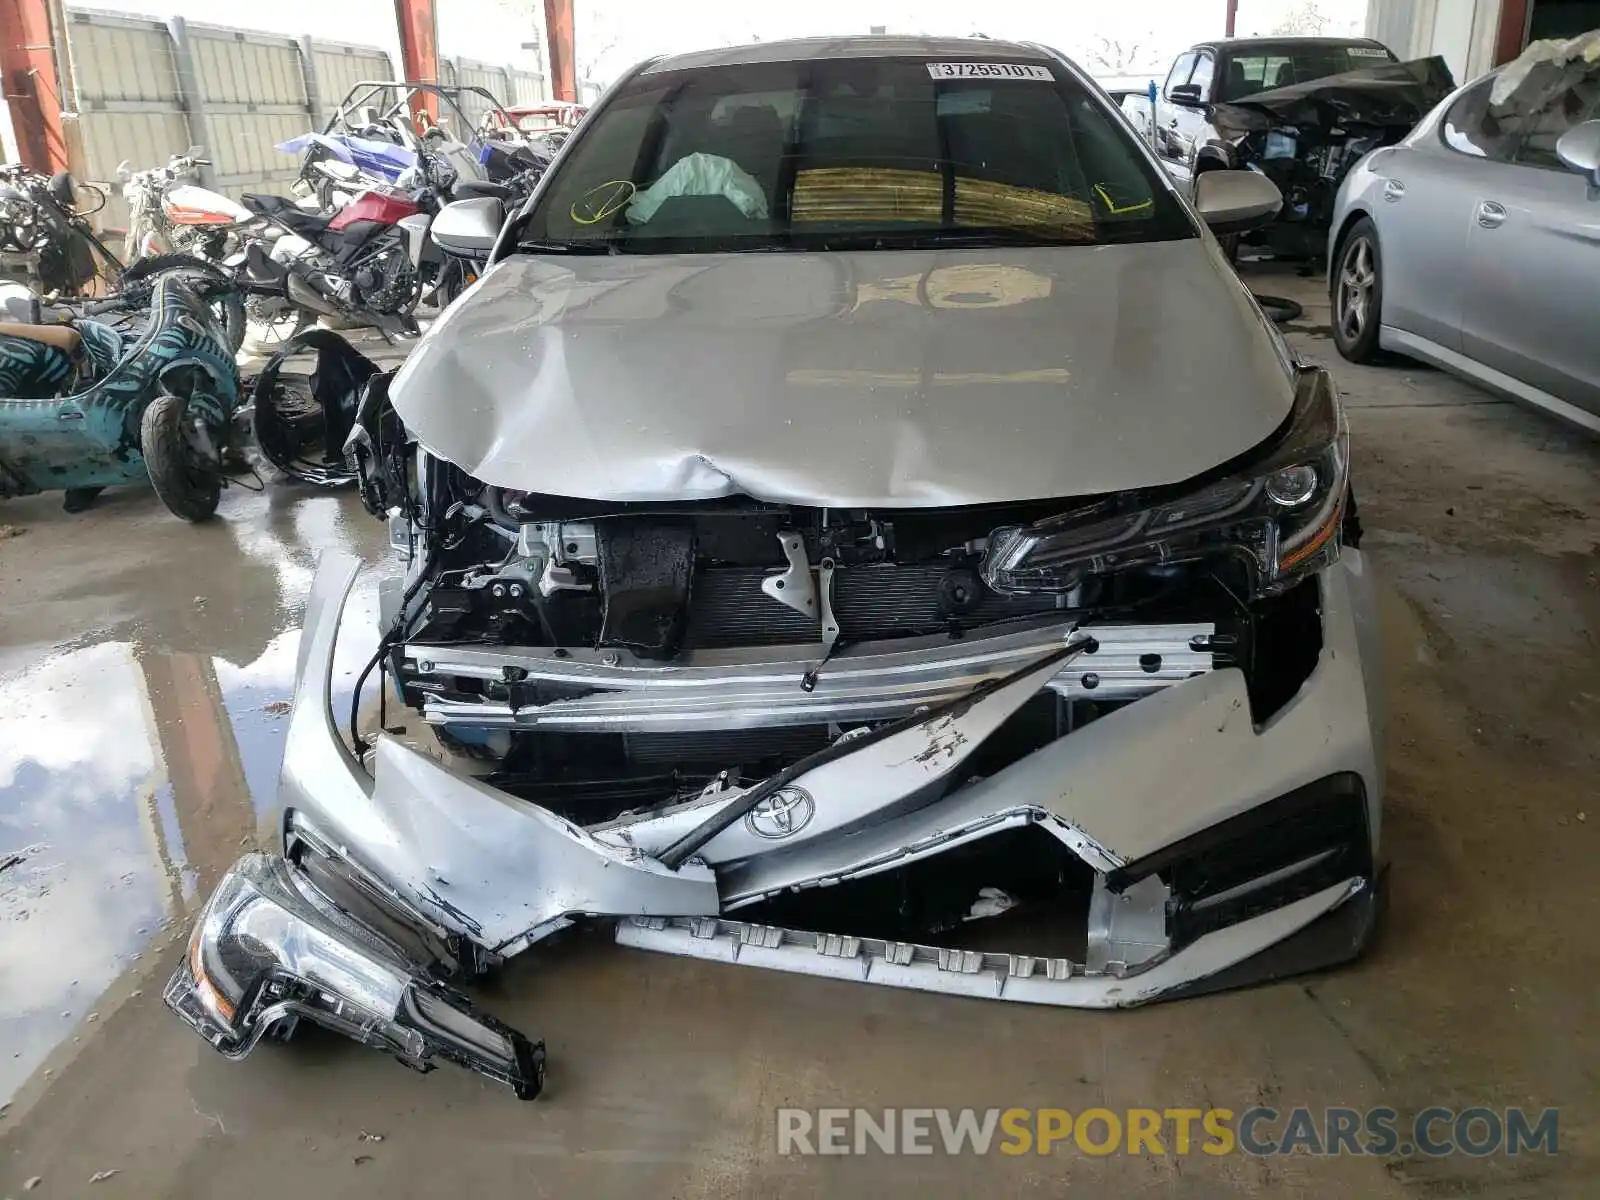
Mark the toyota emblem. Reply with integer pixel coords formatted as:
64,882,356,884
744,786,816,839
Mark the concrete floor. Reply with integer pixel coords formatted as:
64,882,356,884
1,270,1596,1197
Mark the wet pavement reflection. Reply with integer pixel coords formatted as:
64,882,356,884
0,487,392,1104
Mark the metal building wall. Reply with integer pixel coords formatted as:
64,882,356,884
438,57,547,126
184,25,308,194
61,6,394,230
312,43,396,125
1366,0,1423,55
65,10,189,231
506,69,549,106
1365,0,1508,80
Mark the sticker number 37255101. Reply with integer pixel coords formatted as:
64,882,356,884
926,62,1054,81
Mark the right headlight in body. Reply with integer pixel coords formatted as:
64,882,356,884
982,368,1349,599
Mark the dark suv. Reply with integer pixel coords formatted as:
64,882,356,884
1156,37,1398,191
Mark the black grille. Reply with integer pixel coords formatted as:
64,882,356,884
685,565,1060,648
1108,773,1373,952
622,726,828,765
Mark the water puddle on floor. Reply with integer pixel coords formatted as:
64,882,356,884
0,492,393,1103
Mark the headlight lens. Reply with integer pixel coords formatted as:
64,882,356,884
982,369,1348,598
182,855,410,1035
167,853,546,1099
1266,464,1319,508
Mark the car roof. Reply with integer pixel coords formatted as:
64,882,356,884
639,35,1056,76
1188,36,1393,54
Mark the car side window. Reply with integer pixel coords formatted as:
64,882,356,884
1165,52,1197,100
1440,78,1518,161
1511,62,1600,170
1189,52,1215,103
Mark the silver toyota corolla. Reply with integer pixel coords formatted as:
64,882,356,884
167,36,1384,1100
1329,33,1600,433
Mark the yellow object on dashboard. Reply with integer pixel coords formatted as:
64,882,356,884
791,167,1093,236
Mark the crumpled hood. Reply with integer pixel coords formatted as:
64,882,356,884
390,240,1295,507
1213,56,1456,136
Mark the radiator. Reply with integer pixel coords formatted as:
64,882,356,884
684,564,1059,649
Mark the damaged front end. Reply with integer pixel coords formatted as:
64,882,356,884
168,364,1384,1097
1211,56,1456,256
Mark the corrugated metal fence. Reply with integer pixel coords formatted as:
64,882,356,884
62,7,547,231
442,57,550,125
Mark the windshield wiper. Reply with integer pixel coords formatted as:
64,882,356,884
890,227,1094,249
516,239,618,255
796,227,1094,253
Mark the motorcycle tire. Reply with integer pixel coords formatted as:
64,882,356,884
120,253,247,354
140,392,221,522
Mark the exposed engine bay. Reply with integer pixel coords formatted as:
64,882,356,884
397,485,1227,809
387,481,1325,808
330,363,1362,982
1242,126,1392,248
1210,55,1456,256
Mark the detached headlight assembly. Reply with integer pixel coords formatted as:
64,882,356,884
166,853,545,1099
982,368,1349,598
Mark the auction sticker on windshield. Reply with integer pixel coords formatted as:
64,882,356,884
926,62,1054,80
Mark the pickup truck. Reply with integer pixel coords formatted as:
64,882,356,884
1129,36,1455,258
1150,37,1398,190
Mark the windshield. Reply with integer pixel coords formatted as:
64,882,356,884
1218,42,1397,102
517,55,1193,253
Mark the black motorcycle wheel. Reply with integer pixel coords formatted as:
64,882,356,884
141,392,221,522
120,253,246,353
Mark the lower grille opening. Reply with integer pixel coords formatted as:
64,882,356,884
737,826,1097,960
1108,772,1372,953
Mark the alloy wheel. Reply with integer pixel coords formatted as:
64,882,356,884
1338,237,1375,341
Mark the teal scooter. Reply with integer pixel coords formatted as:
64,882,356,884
0,271,243,520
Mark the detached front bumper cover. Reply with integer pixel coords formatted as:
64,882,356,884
164,852,546,1100
167,546,1384,1100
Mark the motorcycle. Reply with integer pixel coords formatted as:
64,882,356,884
237,187,432,340
0,162,247,351
0,165,117,297
0,270,245,520
119,149,254,262
278,130,421,212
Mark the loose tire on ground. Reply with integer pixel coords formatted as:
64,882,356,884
140,392,220,521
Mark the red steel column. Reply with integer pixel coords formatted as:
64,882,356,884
0,0,69,172
1225,0,1239,38
393,0,440,118
1493,0,1531,66
545,0,575,103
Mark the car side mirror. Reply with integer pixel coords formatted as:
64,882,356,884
1169,83,1203,106
430,197,504,259
1555,119,1600,185
1193,170,1282,236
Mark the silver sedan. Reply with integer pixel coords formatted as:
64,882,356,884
1328,44,1600,434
